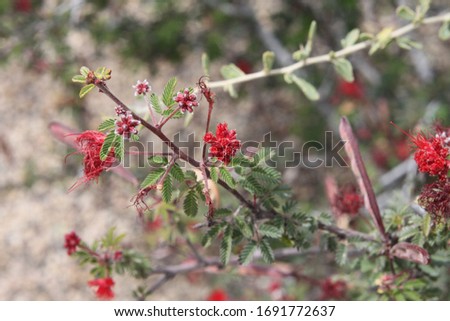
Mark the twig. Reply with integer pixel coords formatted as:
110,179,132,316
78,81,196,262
157,106,181,129
138,273,175,301
317,221,379,243
206,12,450,89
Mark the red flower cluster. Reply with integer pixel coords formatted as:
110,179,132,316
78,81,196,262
132,79,150,96
412,132,449,180
334,185,364,216
73,131,115,186
319,278,347,300
115,110,140,139
64,231,81,256
14,0,32,12
88,277,115,300
207,289,229,301
418,179,450,223
204,123,241,165
173,88,198,113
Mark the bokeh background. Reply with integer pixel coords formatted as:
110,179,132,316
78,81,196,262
0,0,449,300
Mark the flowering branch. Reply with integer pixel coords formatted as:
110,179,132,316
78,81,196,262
206,12,450,89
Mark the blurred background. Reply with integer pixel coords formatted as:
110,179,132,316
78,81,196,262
0,0,449,300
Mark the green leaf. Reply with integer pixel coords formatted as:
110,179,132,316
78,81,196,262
398,226,417,241
224,84,238,98
100,131,118,161
396,37,422,50
259,239,274,263
259,223,283,239
238,241,257,265
148,155,168,167
403,279,427,290
396,6,416,21
251,166,281,184
262,51,275,74
341,28,360,48
94,67,111,80
201,52,210,76
439,21,450,41
114,134,124,161
220,64,245,79
169,163,185,182
422,213,431,237
72,75,86,83
306,20,317,53
290,75,320,101
141,168,165,188
219,167,236,188
161,175,172,203
241,175,264,196
80,66,90,77
209,167,219,183
220,225,233,265
403,290,421,301
215,208,232,217
201,222,226,247
162,77,177,108
79,84,95,98
150,93,163,114
235,216,253,238
335,243,348,266
98,118,115,132
333,58,354,82
183,189,198,217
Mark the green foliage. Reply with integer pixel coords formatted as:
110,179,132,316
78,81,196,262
341,29,360,48
141,168,165,189
161,175,172,203
262,51,275,74
288,74,320,101
150,93,163,114
259,238,275,263
169,163,185,182
162,77,177,108
220,63,246,79
332,58,354,82
202,222,226,247
439,21,450,40
98,118,116,132
219,167,236,188
238,241,258,265
183,189,198,217
100,131,123,161
79,84,95,98
220,225,233,265
101,227,126,248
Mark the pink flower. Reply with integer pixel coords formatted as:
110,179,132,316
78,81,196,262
88,277,115,300
133,79,150,96
173,88,199,113
71,131,115,189
64,231,81,256
115,111,140,139
207,289,229,301
203,123,241,165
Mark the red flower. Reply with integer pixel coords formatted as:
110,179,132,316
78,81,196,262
334,185,363,216
418,179,450,223
132,79,150,96
88,277,115,300
392,123,450,180
336,79,364,100
412,133,449,180
320,278,347,300
115,111,140,139
64,231,81,256
207,289,229,301
71,130,116,189
204,123,241,165
14,0,32,12
173,88,198,113
146,215,163,232
113,251,123,262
